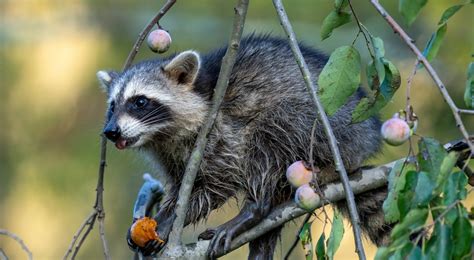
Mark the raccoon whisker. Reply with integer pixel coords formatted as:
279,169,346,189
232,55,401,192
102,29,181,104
122,109,169,130
140,106,169,121
142,117,172,125
121,117,171,137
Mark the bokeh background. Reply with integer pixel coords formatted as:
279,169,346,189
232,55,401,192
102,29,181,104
1,0,473,259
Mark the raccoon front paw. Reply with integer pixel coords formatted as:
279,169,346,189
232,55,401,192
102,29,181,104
201,225,240,259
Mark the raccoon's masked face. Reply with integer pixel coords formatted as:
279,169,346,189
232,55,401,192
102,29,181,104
97,51,208,150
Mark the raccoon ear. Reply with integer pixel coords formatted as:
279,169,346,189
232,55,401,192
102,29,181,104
97,70,118,93
164,51,201,86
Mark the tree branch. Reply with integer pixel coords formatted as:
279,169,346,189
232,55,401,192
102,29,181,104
171,161,395,258
64,1,178,258
64,136,110,260
0,229,33,260
163,0,249,253
272,0,367,258
369,0,474,155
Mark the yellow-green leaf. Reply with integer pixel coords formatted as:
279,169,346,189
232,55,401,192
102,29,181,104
327,210,344,260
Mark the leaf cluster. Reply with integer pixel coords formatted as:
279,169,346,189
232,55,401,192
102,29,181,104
377,138,472,259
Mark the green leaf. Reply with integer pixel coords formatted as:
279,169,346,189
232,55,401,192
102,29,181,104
316,233,326,260
318,46,361,115
351,94,386,123
374,247,390,260
453,215,472,259
413,171,435,206
438,4,464,25
422,23,447,63
431,223,452,260
407,246,422,260
383,160,405,223
379,59,401,99
418,138,447,177
371,37,386,85
443,172,468,224
464,62,474,109
399,0,428,25
391,208,428,240
321,10,352,40
351,59,400,123
327,211,344,259
299,221,314,260
435,151,459,193
397,170,418,218
334,0,349,10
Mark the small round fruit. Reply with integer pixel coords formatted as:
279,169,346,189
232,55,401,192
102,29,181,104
295,184,320,211
286,161,313,188
381,118,410,146
147,29,172,53
130,217,164,247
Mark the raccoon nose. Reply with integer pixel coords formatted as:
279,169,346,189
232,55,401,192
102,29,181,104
103,126,121,142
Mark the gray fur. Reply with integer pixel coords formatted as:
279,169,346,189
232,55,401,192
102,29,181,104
100,35,387,257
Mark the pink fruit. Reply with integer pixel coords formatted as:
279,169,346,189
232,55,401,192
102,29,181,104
295,184,319,210
286,161,313,188
381,118,410,146
147,29,172,53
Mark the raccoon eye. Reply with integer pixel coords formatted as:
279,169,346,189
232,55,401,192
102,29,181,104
134,96,149,109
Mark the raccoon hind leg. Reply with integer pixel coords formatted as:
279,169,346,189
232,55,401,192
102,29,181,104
335,186,392,246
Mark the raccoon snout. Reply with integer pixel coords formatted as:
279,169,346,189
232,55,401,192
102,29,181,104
103,125,121,142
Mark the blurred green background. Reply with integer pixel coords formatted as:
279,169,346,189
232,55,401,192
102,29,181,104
1,0,473,259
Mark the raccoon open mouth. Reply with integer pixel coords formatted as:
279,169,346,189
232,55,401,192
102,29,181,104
115,136,139,150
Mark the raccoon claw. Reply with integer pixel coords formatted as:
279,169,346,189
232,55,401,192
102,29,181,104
198,228,215,240
204,225,240,259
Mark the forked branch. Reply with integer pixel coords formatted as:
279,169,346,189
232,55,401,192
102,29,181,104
0,229,33,260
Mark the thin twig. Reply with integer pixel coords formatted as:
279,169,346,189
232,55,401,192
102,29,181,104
64,135,110,260
163,0,250,252
284,213,312,260
65,0,178,258
369,0,474,155
71,213,98,259
0,230,33,260
459,109,474,115
98,216,110,259
122,0,177,70
0,248,7,260
63,210,96,259
406,59,420,111
272,0,367,259
412,198,462,246
347,0,374,59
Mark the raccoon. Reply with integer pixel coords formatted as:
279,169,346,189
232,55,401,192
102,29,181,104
97,35,388,259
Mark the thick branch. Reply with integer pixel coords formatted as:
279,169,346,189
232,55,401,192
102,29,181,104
0,229,33,260
172,161,395,258
163,0,249,252
272,0,367,258
369,0,474,155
